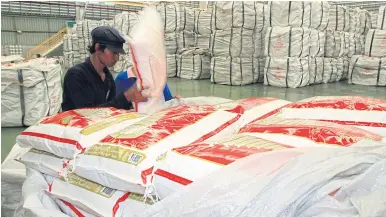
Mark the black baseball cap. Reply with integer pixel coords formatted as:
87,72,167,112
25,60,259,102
91,26,126,54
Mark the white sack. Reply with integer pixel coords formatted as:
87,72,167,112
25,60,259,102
325,30,346,57
17,108,144,159
310,1,330,31
349,55,386,86
164,33,178,54
195,9,212,35
177,48,211,80
55,199,96,217
212,28,262,57
179,7,195,32
265,27,310,57
309,29,325,57
264,57,310,88
1,59,63,127
211,56,263,85
177,31,211,51
157,3,180,33
322,57,349,83
347,33,365,57
377,5,386,30
13,168,67,217
350,8,372,35
277,96,386,137
327,5,351,32
139,145,386,217
308,57,324,85
267,1,311,28
364,29,386,57
167,54,177,78
1,55,24,64
129,6,167,114
113,12,139,36
71,34,79,51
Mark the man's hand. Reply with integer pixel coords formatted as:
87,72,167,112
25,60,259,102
123,84,149,103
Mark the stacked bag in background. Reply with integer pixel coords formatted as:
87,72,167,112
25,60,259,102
210,1,266,85
1,58,63,127
349,5,386,86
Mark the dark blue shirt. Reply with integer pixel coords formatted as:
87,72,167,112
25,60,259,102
115,71,173,101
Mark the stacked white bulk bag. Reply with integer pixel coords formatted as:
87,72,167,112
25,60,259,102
210,2,266,85
1,58,62,127
324,30,346,58
211,56,263,85
349,55,386,86
264,57,309,88
377,5,386,30
350,8,372,35
327,5,351,32
267,1,311,28
264,27,311,58
177,48,211,80
113,12,139,36
167,54,178,77
157,3,180,33
322,57,350,83
308,57,324,84
310,1,330,31
364,29,386,57
195,9,212,35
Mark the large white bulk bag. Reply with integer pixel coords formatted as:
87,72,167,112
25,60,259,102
322,57,349,83
267,1,311,28
177,48,211,80
17,108,145,159
276,96,386,137
167,54,177,78
364,29,386,57
154,134,291,199
349,55,386,86
350,8,372,35
310,1,330,31
71,34,79,51
113,12,130,35
265,27,310,58
211,56,263,85
70,104,248,192
264,57,310,88
46,174,151,217
347,33,365,57
211,2,263,30
377,5,386,30
327,5,351,32
179,7,195,32
157,3,180,33
129,7,167,114
1,59,62,127
178,31,211,51
239,117,385,147
325,30,346,58
164,32,178,54
63,35,72,52
211,28,262,57
308,57,324,85
195,9,212,35
309,29,325,57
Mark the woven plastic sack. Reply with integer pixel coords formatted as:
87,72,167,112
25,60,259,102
129,7,167,114
177,48,211,80
327,5,351,32
349,55,386,86
157,3,180,33
364,29,386,57
325,30,346,58
70,104,247,192
310,1,330,31
267,1,311,28
17,107,145,159
309,29,325,57
322,58,349,83
195,9,212,35
55,199,96,217
166,54,177,78
378,5,386,30
308,57,324,85
276,96,386,137
164,33,178,54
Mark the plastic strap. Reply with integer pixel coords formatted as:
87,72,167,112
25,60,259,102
17,69,26,127
174,5,178,32
267,27,273,56
316,2,323,29
299,58,305,86
240,28,243,57
163,5,167,31
321,58,326,83
252,57,256,83
369,30,376,57
299,27,304,57
288,2,292,26
343,7,346,31
260,3,265,33
178,54,182,78
212,57,217,84
212,30,216,55
269,2,272,27
198,54,203,79
239,58,243,86
210,6,214,33
329,59,334,83
197,11,201,35
300,2,304,27
42,71,51,116
286,58,289,88
231,1,235,28
335,5,338,31
288,27,292,57
382,7,386,29
266,57,271,86
316,31,321,56
377,58,382,85
183,8,187,31
230,57,233,86
253,2,257,31
192,53,196,79
229,28,234,56
313,58,317,83
214,2,218,30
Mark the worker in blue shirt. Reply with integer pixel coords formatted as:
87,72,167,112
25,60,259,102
115,67,178,101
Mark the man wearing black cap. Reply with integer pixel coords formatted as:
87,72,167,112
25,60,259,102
61,26,148,111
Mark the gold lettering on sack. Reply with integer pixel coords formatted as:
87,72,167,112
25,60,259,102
85,144,146,166
74,108,114,119
81,113,142,135
66,173,116,198
129,192,154,205
218,135,287,150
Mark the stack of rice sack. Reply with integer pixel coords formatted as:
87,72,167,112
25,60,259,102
176,7,213,80
348,6,386,86
1,58,63,127
210,1,266,85
325,5,371,84
264,1,329,88
152,96,386,198
157,3,180,78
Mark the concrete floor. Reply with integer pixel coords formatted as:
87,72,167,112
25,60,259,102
2,78,385,162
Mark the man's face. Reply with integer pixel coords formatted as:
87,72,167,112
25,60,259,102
97,44,119,67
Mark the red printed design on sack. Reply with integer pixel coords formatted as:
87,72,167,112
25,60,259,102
239,118,383,147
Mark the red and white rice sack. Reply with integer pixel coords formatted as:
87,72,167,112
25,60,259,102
17,148,67,177
153,134,292,198
238,117,385,147
46,173,152,217
70,104,246,193
276,96,386,137
16,107,145,159
55,199,96,217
